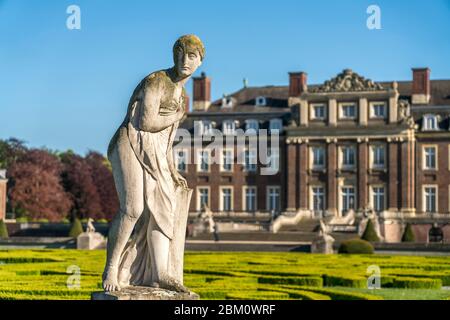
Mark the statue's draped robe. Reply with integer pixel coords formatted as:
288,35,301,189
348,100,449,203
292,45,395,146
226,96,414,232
112,72,192,287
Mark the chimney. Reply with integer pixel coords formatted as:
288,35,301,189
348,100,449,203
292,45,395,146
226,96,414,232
184,92,190,113
289,72,307,97
192,72,211,111
411,68,431,104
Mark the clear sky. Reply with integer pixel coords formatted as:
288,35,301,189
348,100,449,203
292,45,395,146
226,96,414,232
1,0,449,155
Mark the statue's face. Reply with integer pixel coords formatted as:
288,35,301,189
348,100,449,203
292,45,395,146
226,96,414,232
175,47,202,78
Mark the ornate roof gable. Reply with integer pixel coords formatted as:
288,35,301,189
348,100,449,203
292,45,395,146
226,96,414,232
310,69,384,93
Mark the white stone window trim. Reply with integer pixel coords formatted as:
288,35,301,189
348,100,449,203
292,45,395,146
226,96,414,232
219,186,234,212
338,102,358,120
423,114,439,131
220,148,234,173
339,185,357,216
310,103,327,120
370,184,386,213
309,185,326,212
244,148,258,172
197,149,211,173
174,148,188,173
242,186,258,212
222,120,236,135
310,146,326,170
255,96,267,106
339,145,357,169
369,143,386,169
369,101,387,119
422,144,438,170
196,186,211,211
266,185,281,212
423,184,438,213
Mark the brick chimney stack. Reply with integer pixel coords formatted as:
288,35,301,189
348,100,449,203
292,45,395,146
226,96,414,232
192,72,211,111
412,68,431,104
289,72,308,97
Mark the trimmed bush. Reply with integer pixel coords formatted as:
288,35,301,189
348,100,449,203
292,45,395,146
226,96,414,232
393,277,442,289
61,218,70,224
15,217,28,223
293,287,383,300
401,223,415,242
323,275,366,288
0,219,8,238
68,218,83,238
338,239,374,254
226,291,289,300
258,276,323,287
361,219,380,242
97,218,108,224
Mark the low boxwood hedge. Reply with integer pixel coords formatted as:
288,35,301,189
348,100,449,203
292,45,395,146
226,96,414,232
338,239,374,254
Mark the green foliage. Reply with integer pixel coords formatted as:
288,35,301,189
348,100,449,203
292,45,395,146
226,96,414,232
258,276,323,287
68,218,83,237
15,217,28,223
96,218,109,224
35,218,49,224
361,219,380,242
0,219,8,238
402,223,415,242
392,277,442,289
338,239,374,254
61,218,70,224
323,275,367,288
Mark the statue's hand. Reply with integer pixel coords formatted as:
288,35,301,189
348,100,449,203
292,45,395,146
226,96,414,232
171,171,188,189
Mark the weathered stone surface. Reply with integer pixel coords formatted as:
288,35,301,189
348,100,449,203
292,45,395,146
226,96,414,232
76,232,105,250
91,286,199,300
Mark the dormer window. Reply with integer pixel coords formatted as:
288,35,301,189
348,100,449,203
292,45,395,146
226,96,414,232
423,114,439,131
221,95,233,108
269,118,283,133
370,101,387,119
245,119,259,133
222,120,236,135
196,120,213,136
310,103,327,120
339,102,357,119
255,96,267,106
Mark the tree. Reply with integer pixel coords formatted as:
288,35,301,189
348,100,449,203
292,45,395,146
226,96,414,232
401,223,415,242
69,217,83,237
361,219,380,242
85,151,119,221
8,149,72,221
60,151,102,219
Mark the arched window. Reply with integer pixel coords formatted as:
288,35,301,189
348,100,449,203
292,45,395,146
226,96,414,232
245,119,259,133
269,118,283,133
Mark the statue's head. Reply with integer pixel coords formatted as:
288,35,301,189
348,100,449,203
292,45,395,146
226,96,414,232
172,34,205,78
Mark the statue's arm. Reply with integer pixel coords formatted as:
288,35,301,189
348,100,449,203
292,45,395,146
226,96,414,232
139,81,184,133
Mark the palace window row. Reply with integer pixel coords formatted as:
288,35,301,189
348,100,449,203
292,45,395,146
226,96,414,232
309,101,387,121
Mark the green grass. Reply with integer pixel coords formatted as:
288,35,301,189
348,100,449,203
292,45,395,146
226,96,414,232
0,250,450,300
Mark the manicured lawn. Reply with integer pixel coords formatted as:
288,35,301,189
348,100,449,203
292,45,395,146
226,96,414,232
0,250,449,300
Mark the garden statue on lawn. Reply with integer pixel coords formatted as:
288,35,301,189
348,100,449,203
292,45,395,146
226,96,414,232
101,35,204,296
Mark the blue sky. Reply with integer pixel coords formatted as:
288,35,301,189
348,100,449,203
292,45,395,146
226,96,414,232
0,0,449,155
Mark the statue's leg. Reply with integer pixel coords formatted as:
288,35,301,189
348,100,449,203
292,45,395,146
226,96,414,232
102,140,144,292
148,214,189,293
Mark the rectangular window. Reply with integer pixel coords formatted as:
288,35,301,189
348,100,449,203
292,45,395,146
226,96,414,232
221,149,233,172
311,103,326,120
370,102,387,118
341,146,356,168
175,149,187,172
221,187,233,212
244,187,257,212
372,186,385,212
267,186,280,212
198,150,210,172
341,186,355,215
223,121,236,135
311,147,325,169
371,145,385,168
268,147,280,172
339,103,357,119
244,149,257,172
198,187,209,210
424,146,437,170
424,186,437,213
311,186,325,211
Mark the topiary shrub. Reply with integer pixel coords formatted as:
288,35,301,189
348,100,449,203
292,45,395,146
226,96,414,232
97,218,109,224
401,223,415,242
361,219,380,242
0,219,9,238
69,217,83,238
338,238,374,254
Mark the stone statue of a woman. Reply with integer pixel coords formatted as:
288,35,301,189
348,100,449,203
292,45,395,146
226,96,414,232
102,35,204,293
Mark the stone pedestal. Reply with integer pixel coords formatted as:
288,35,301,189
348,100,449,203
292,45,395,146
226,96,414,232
91,286,200,300
311,234,335,254
77,232,105,250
